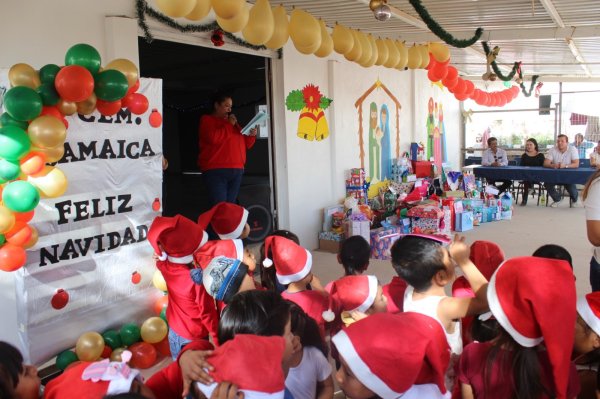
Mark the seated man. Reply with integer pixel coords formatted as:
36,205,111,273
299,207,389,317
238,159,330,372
481,137,511,194
543,134,580,207
573,133,594,160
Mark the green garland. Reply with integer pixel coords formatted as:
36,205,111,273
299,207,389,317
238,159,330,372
482,42,520,81
519,74,540,97
408,0,483,48
135,0,278,54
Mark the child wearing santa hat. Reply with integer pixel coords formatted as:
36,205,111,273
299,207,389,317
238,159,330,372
148,214,211,359
259,230,300,293
458,257,580,399
332,312,451,399
262,236,329,336
197,202,250,240
574,292,600,397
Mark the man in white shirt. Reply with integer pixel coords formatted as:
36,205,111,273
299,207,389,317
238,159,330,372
544,134,580,207
481,137,511,194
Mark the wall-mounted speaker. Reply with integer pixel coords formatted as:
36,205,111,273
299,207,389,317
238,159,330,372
539,95,551,115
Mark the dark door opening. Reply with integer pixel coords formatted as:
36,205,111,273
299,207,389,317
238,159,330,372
138,38,274,242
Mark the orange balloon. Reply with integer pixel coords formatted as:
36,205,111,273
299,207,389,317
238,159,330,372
23,226,39,249
14,210,34,223
20,152,47,176
153,295,168,315
128,342,157,369
0,244,26,271
5,221,32,247
153,336,171,357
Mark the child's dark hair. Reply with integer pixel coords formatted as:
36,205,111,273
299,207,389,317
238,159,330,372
0,342,24,399
484,328,553,399
390,236,445,291
210,90,232,109
218,290,291,344
288,302,328,357
259,230,300,292
471,316,500,343
532,244,573,269
339,236,370,275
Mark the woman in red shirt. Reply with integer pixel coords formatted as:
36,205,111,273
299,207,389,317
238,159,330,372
198,92,257,205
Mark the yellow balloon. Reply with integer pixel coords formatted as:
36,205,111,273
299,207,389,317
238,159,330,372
407,44,422,69
395,41,409,70
57,99,77,116
76,93,97,116
156,0,197,18
185,0,211,20
375,38,388,66
383,39,399,68
362,35,378,67
28,166,68,198
356,32,372,66
8,63,41,89
110,347,128,362
289,9,321,52
141,317,169,344
75,332,105,362
314,20,333,58
0,206,16,235
242,0,275,46
429,42,451,63
212,0,245,19
332,24,353,55
216,3,249,33
265,5,289,50
105,59,139,88
28,116,67,149
35,145,65,163
23,226,39,249
153,270,168,291
418,44,430,69
344,30,362,62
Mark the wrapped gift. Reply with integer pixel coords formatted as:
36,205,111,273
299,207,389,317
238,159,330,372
318,231,344,253
403,174,417,182
346,186,367,204
346,168,368,204
500,192,513,211
411,161,433,178
344,220,371,242
407,205,444,234
399,217,411,234
441,198,455,231
455,212,474,232
462,174,477,192
441,207,452,234
332,212,346,234
323,205,345,231
443,190,465,199
370,226,404,260
501,210,513,220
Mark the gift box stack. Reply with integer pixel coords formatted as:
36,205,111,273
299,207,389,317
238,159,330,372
345,168,368,204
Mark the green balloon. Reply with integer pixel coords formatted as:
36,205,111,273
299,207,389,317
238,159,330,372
102,330,123,350
160,307,167,323
2,181,40,213
0,159,21,181
56,350,78,371
0,125,31,161
0,235,5,245
119,323,141,346
94,70,128,102
39,64,61,85
0,113,28,130
4,86,42,122
37,82,60,106
65,43,101,75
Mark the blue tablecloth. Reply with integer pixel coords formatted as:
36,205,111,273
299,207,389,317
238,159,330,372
473,166,596,185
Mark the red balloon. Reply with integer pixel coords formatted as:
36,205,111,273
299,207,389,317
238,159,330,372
442,77,458,90
427,68,441,82
425,53,437,70
463,80,475,97
96,99,122,116
0,244,26,272
445,66,458,81
40,106,63,120
432,63,448,81
55,65,94,102
455,92,469,101
62,118,69,129
101,345,113,359
153,336,171,357
149,109,162,128
127,93,149,115
14,210,35,223
129,342,157,369
127,79,140,95
453,79,467,95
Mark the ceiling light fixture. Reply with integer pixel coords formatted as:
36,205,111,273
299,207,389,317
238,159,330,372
369,0,392,21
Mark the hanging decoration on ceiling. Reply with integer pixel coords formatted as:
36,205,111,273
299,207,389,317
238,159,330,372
285,84,332,142
211,29,225,46
481,41,539,97
407,0,483,48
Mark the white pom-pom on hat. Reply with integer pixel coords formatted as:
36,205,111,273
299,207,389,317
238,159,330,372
322,309,335,322
263,258,273,268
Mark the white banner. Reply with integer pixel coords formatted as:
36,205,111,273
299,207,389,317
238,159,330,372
11,78,163,364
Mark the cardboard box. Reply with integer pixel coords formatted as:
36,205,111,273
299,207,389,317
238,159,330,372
344,220,371,242
319,239,341,253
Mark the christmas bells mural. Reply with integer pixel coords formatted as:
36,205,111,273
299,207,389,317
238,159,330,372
285,84,332,141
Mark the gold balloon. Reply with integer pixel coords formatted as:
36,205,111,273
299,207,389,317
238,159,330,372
75,332,105,362
314,20,333,58
156,0,197,18
395,41,408,70
35,144,65,163
356,32,372,66
76,93,97,115
0,206,16,235
407,44,422,69
141,317,169,344
418,44,430,69
216,3,249,33
363,35,378,67
57,99,77,116
23,226,39,249
152,270,168,291
105,59,139,88
332,24,353,55
185,0,211,20
383,39,399,68
28,116,67,149
289,9,321,52
110,347,128,362
212,0,245,19
28,166,68,198
344,30,363,62
9,63,41,89
375,38,389,66
265,5,289,50
429,42,451,63
242,0,275,46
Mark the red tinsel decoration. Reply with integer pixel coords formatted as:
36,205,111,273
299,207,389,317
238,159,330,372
211,29,224,47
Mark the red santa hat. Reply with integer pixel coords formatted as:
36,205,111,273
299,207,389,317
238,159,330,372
577,292,600,336
487,256,576,399
332,312,450,398
262,236,312,285
469,240,504,280
198,202,249,240
322,275,378,322
45,351,142,399
148,215,208,264
195,334,286,399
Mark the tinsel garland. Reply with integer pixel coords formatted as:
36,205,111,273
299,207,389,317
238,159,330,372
408,0,483,48
135,0,277,54
482,41,520,81
519,74,540,97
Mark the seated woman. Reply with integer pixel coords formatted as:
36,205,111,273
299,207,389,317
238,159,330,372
519,138,546,206
590,141,600,168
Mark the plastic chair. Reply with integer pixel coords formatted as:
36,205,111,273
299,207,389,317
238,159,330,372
515,182,545,206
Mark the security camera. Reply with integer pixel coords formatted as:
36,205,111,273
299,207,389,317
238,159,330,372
374,4,392,21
